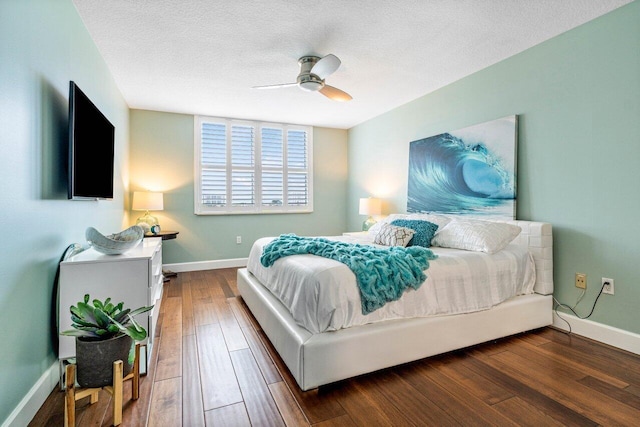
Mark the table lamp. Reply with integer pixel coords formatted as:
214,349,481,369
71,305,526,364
132,191,163,232
359,197,381,231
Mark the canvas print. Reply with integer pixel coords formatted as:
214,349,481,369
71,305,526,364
407,115,517,219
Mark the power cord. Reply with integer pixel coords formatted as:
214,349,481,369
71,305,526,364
553,280,608,334
51,243,86,355
572,288,586,309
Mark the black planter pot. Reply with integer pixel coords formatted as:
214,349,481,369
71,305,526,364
75,334,134,388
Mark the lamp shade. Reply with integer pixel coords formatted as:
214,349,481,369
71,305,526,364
359,198,381,216
132,191,164,211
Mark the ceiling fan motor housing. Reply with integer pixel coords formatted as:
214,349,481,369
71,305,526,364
297,56,325,92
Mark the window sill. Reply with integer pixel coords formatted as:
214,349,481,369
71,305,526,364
195,209,314,216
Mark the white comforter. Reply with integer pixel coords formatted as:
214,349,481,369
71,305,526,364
246,235,536,334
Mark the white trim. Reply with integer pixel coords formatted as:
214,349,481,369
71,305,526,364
2,362,59,427
193,208,313,216
553,312,640,356
164,258,248,273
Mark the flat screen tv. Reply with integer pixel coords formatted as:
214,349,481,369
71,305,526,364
68,81,115,200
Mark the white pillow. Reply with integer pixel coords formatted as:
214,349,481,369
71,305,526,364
431,219,521,253
373,223,415,247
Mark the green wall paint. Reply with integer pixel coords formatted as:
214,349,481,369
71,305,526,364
0,0,130,422
348,2,640,334
129,110,349,263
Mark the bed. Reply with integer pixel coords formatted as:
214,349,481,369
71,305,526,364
238,219,553,391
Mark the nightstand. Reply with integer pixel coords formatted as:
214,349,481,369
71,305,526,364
144,230,179,240
144,231,179,279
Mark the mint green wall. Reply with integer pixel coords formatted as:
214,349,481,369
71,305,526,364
129,110,348,263
0,0,130,422
348,2,640,334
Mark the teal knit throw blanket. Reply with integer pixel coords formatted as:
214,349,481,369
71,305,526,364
260,234,438,315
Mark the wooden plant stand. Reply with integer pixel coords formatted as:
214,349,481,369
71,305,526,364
64,344,140,427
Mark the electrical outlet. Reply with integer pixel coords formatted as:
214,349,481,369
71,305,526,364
575,273,587,289
602,277,614,295
236,236,242,244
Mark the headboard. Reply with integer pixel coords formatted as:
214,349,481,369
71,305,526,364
506,220,553,295
369,215,553,295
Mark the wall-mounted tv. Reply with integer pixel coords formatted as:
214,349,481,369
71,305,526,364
68,81,115,200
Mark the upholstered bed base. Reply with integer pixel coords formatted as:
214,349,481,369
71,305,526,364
238,220,554,391
239,269,551,390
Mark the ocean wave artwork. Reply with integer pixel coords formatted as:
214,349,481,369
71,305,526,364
407,115,517,219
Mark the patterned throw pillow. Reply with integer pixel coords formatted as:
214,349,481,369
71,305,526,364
373,223,415,247
390,219,439,247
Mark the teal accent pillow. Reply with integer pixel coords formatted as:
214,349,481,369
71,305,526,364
390,219,439,247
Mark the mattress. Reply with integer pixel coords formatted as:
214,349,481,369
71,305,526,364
246,235,536,334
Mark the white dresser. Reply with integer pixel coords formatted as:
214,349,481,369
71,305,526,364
58,237,163,371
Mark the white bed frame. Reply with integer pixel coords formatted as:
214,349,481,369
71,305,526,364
238,220,553,391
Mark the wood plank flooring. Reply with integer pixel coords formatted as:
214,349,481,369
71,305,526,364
30,268,640,426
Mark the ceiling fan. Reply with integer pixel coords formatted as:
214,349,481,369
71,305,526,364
253,54,352,102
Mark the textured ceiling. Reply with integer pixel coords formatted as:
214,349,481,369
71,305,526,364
72,0,631,129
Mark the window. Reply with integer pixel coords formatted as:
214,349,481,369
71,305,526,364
195,116,313,215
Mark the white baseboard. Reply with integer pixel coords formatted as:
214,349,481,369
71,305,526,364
553,312,640,355
164,257,248,273
2,362,59,427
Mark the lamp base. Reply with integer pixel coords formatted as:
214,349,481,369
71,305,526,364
362,216,376,231
136,211,159,233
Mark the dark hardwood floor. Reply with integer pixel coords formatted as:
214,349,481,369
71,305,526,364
30,268,640,426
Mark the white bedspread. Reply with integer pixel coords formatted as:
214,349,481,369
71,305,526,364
246,235,536,334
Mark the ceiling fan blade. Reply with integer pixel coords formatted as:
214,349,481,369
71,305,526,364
311,54,341,79
319,85,352,102
252,83,298,89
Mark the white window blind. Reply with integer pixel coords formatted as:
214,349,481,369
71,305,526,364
195,116,313,215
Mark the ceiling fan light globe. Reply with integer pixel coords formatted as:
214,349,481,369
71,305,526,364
299,80,323,92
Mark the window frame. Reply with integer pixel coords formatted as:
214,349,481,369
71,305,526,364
194,115,314,215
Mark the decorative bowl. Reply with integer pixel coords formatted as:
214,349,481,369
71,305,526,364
85,226,144,255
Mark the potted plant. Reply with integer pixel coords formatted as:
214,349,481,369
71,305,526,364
61,294,153,388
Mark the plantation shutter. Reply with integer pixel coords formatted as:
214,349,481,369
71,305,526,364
231,125,255,206
200,122,227,206
287,129,308,206
195,116,312,214
261,127,284,206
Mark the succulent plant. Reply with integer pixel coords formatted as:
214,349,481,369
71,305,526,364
61,294,153,342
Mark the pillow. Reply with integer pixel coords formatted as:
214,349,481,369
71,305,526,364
367,213,452,236
403,213,452,232
367,214,407,236
373,223,415,247
431,219,521,253
390,219,438,247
